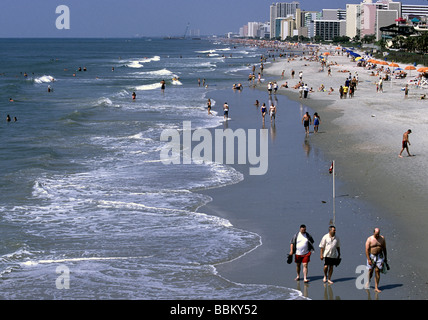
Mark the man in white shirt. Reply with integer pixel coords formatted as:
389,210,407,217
290,225,314,283
319,226,341,284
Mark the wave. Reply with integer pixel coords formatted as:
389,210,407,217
93,97,120,108
126,56,161,68
196,49,216,54
127,61,144,68
138,68,174,76
140,56,161,63
34,75,55,84
135,83,162,91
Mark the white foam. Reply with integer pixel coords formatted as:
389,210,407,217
142,68,173,76
139,56,161,63
127,61,144,68
34,75,55,84
22,256,146,266
135,83,162,91
196,50,216,54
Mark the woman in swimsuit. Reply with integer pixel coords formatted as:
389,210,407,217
313,112,320,133
261,103,267,123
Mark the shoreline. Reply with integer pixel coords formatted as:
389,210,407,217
197,44,428,300
261,47,428,299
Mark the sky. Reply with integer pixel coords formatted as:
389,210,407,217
0,0,427,37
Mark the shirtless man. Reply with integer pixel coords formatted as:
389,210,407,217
365,228,387,292
269,104,276,123
399,129,412,157
302,112,311,135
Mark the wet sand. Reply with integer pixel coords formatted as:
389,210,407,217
197,47,428,299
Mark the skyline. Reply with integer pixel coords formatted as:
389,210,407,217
0,0,427,38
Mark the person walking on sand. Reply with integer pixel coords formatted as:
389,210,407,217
302,112,311,135
269,103,276,123
365,228,388,293
289,225,314,283
399,129,412,157
319,226,341,284
261,103,267,123
404,84,409,98
313,112,320,133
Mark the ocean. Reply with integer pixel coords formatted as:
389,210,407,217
0,38,303,299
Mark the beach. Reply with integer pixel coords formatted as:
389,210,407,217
199,44,428,300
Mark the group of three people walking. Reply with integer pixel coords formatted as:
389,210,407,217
288,225,387,293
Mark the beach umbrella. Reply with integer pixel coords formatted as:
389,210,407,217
389,63,399,67
378,61,388,65
405,65,416,76
323,52,331,56
417,67,428,72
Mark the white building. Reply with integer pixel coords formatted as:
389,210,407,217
270,2,300,38
346,4,361,39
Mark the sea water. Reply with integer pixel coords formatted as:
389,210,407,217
0,38,303,299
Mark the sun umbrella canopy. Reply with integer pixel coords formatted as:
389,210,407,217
405,66,416,70
389,63,399,67
323,52,331,55
418,67,428,72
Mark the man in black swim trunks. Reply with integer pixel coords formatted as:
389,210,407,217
399,129,412,157
302,112,311,135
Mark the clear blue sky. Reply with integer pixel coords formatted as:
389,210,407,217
0,0,427,37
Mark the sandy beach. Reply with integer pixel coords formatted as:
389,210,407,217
198,43,428,300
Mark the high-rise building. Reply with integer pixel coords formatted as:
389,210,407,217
346,4,361,39
314,20,347,40
270,2,300,38
401,4,428,18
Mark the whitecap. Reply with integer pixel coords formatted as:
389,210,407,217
127,61,144,68
143,68,173,76
34,75,55,84
139,56,161,63
135,83,162,91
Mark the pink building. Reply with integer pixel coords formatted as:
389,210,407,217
360,2,380,37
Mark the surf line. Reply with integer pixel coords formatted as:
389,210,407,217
160,121,268,175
